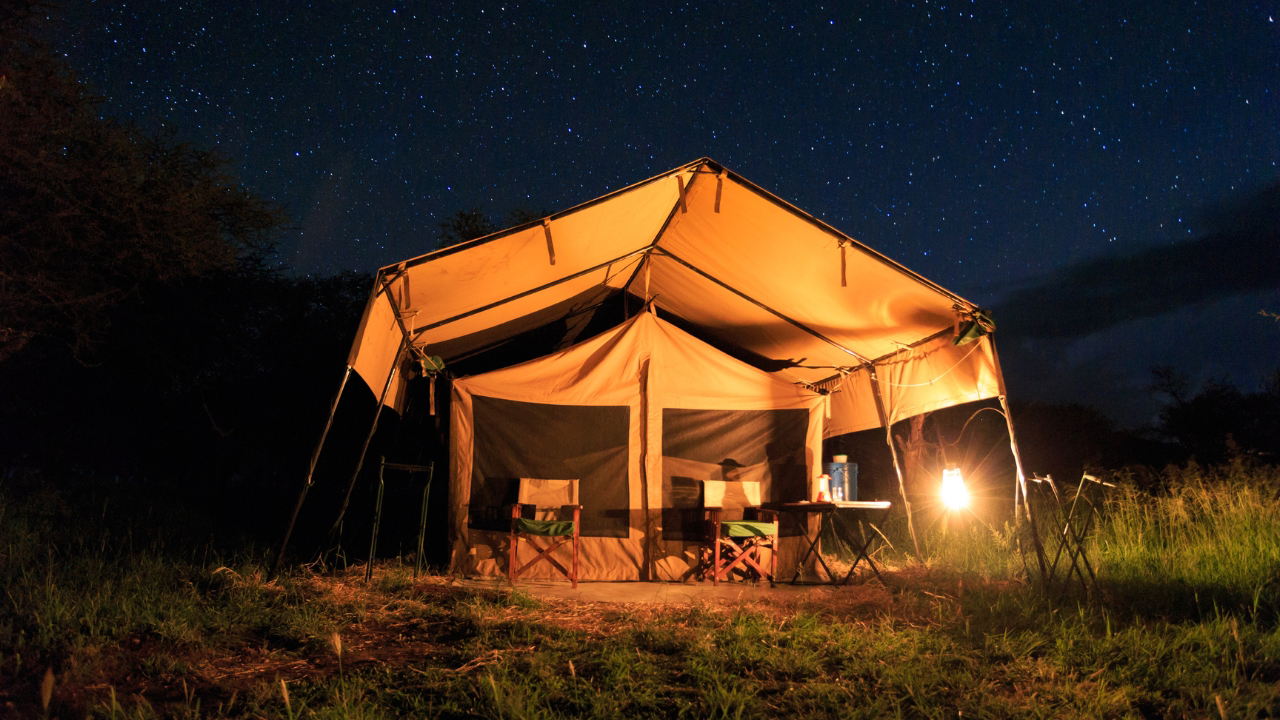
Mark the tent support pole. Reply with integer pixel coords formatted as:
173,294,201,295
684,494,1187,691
870,368,922,559
1001,393,1029,520
999,392,1049,581
326,341,407,546
987,338,1048,581
274,364,352,574
638,358,654,581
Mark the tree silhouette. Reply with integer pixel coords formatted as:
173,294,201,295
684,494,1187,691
436,205,549,249
436,208,495,248
1151,367,1280,464
0,1,285,362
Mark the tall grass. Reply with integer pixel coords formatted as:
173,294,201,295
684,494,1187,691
0,482,349,701
1096,461,1280,621
840,460,1280,624
4,462,1280,717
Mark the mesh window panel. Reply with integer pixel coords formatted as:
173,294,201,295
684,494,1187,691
470,396,630,538
661,408,809,540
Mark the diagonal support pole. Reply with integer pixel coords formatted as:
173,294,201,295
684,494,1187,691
870,368,921,559
325,340,407,548
274,365,352,575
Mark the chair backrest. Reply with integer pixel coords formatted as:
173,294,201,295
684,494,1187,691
703,480,762,509
518,478,579,507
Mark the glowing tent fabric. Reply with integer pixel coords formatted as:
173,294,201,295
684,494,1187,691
345,159,1001,421
451,311,824,581
339,158,1008,580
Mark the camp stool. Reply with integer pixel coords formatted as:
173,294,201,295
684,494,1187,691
508,478,580,588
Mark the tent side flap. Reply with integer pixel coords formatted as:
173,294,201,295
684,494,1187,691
826,333,1002,437
349,289,409,407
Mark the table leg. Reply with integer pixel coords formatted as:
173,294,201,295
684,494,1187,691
836,509,890,586
789,511,839,585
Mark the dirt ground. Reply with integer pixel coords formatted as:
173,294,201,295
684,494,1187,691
11,563,972,717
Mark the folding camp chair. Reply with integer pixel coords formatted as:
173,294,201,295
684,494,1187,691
508,478,580,588
702,480,777,586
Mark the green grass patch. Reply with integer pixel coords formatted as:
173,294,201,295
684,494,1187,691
3,463,1279,718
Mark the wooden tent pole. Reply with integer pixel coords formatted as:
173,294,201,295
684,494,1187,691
870,368,922,559
638,357,653,580
1001,393,1030,520
325,340,407,545
274,364,352,574
988,337,1049,581
999,392,1049,580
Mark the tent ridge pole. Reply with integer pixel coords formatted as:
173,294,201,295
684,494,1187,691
653,247,873,365
869,327,965,365
274,364,353,574
325,340,407,546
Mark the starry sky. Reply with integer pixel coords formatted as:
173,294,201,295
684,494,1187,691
57,1,1280,427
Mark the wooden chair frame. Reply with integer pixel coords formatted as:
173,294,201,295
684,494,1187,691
507,479,581,588
702,480,777,587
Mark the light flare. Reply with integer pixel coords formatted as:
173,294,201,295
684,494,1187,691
941,466,969,510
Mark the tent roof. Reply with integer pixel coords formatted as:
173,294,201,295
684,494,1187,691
347,158,1000,430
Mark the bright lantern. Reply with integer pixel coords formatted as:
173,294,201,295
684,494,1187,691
940,466,969,510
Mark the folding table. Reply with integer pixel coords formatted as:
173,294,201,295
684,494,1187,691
775,500,892,585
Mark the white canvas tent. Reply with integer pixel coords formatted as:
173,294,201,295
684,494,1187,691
279,158,1029,578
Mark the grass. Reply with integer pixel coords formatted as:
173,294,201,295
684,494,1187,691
2,462,1279,718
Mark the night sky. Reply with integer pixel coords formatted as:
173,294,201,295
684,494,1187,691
56,1,1280,427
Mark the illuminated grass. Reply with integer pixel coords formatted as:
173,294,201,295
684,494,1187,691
2,463,1279,718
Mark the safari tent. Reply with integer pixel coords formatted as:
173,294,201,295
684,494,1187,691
281,158,1025,581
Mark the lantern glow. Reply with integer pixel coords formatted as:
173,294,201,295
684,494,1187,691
940,466,969,510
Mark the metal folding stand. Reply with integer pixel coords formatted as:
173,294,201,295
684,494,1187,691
1031,473,1113,595
365,457,436,583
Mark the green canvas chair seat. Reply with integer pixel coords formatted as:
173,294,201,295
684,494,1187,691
721,520,776,538
702,479,777,586
514,518,575,537
509,479,580,588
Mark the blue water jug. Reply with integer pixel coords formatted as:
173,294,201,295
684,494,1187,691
823,461,858,501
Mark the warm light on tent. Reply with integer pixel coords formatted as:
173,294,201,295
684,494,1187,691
941,466,969,510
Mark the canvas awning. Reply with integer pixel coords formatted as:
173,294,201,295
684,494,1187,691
346,158,1003,436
